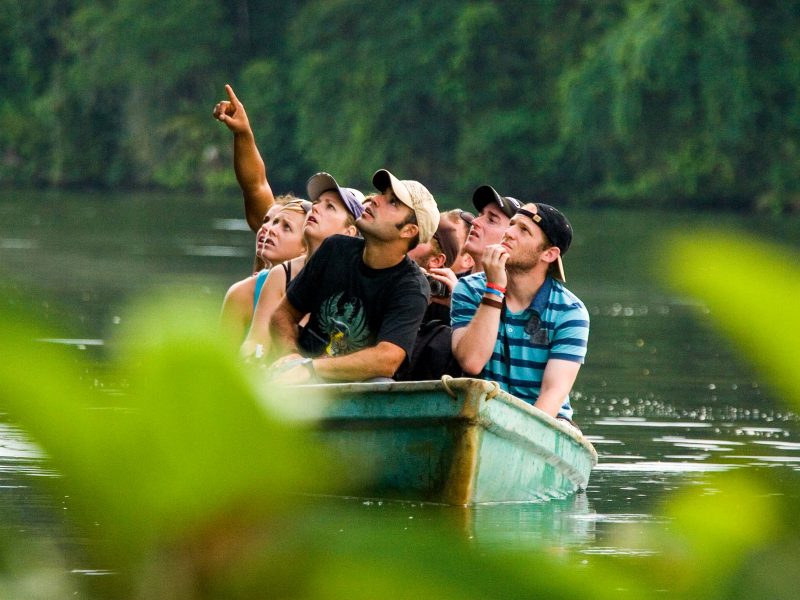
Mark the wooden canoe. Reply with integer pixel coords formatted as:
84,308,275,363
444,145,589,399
273,377,598,505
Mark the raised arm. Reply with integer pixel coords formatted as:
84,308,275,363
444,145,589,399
213,84,274,232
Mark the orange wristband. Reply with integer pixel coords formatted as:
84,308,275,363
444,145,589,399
486,282,506,293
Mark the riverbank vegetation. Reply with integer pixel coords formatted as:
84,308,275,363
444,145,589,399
2,1,800,212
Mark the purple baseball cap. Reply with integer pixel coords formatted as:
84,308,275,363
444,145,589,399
306,172,365,219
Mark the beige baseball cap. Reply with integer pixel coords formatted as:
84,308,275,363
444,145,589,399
372,169,439,243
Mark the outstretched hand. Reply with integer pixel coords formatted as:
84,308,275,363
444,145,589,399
212,84,251,135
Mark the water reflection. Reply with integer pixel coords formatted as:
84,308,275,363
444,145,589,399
468,493,597,551
0,424,45,462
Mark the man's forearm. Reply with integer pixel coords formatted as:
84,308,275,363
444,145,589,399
452,304,502,374
269,301,301,357
312,342,405,381
534,359,582,417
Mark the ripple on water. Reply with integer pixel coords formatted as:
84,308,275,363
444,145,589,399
211,218,250,231
594,461,737,473
181,244,249,258
35,338,105,347
753,440,800,450
571,512,660,524
654,436,745,453
0,238,39,249
580,547,658,556
593,417,712,428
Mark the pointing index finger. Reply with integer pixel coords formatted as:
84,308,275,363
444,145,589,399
225,84,240,106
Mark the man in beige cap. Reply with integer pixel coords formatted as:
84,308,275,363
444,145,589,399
269,169,438,383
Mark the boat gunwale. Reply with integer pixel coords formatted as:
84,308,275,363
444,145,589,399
289,377,598,466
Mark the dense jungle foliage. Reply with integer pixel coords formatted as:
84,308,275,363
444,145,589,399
2,0,800,211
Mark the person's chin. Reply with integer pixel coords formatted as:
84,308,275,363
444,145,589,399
304,228,325,242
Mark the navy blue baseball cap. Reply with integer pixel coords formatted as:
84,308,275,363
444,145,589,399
516,203,573,281
472,185,522,219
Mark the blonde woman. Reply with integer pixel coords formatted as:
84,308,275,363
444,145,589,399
221,199,310,343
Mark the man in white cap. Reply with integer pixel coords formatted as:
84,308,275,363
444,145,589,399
269,169,439,383
451,202,589,424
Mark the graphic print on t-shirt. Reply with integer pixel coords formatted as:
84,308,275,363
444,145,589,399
317,292,370,356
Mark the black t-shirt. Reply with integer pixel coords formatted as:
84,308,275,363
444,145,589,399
286,235,430,364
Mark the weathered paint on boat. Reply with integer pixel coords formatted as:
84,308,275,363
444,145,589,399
275,377,597,505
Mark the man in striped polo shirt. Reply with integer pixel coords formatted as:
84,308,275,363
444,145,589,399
451,202,589,422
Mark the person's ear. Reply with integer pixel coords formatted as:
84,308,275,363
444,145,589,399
429,253,446,269
399,223,419,240
542,246,560,265
344,224,357,237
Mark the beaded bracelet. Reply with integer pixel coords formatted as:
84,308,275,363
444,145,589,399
486,282,506,293
484,287,505,298
480,297,503,310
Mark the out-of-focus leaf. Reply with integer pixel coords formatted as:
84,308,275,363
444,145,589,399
659,473,777,597
0,514,77,600
0,291,334,572
664,230,800,405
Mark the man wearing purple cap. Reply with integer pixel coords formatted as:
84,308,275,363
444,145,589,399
451,202,589,423
269,169,439,383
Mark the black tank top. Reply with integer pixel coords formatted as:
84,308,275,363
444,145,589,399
281,261,293,292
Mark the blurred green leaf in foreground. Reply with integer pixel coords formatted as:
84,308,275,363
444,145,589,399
2,228,800,598
0,289,631,599
665,229,800,403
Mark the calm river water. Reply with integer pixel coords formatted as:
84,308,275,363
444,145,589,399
1,190,799,572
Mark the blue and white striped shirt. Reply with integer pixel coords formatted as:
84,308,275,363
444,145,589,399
451,273,590,419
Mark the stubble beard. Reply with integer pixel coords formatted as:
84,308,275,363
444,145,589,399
506,243,547,275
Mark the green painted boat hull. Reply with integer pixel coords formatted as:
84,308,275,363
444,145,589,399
274,377,597,505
